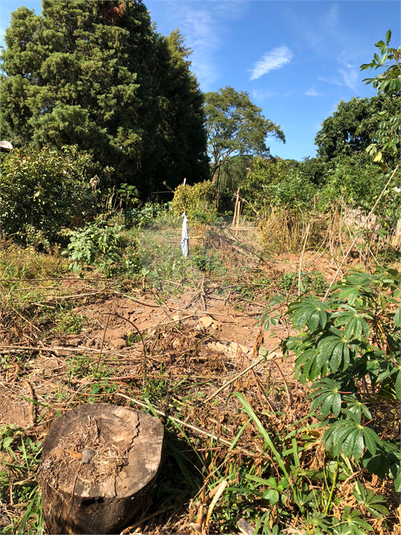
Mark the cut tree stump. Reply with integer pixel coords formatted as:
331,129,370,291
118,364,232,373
40,403,165,534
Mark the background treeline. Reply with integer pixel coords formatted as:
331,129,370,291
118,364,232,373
1,1,400,251
1,0,209,194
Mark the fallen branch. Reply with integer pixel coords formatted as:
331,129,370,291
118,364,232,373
115,393,267,458
0,344,132,357
203,343,281,404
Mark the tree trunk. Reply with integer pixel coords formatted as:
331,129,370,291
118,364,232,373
40,403,165,534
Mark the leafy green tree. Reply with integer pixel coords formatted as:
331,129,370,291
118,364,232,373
204,86,285,183
1,145,99,246
217,154,254,193
360,29,400,164
314,95,397,161
0,1,209,195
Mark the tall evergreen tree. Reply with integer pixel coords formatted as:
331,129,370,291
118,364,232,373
155,30,210,186
0,0,209,194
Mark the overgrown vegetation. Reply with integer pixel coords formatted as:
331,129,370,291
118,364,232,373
1,145,100,247
1,21,400,535
0,2,210,192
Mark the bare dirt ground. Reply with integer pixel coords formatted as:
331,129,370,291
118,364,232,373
1,278,293,430
0,242,342,432
4,224,397,534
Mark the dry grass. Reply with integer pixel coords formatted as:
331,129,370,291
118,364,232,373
0,239,69,282
1,220,400,534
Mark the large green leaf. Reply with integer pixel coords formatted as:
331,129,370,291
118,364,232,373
331,305,371,340
317,333,353,373
323,420,381,459
288,298,328,332
310,378,342,417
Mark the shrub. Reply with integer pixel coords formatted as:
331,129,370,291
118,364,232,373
63,219,140,277
172,181,217,222
1,145,100,246
0,240,68,280
240,157,296,215
317,153,399,229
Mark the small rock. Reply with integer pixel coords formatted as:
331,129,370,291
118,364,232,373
172,338,181,349
199,316,214,329
64,336,83,347
81,449,95,464
110,338,127,349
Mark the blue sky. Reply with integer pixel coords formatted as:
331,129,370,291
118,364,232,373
1,1,399,161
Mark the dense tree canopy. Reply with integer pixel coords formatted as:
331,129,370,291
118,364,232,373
0,0,209,194
314,95,398,161
204,86,285,182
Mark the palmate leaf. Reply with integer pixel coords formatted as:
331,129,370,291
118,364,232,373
343,397,372,421
294,348,319,383
288,298,328,332
331,305,371,340
323,420,381,460
310,378,342,417
333,507,373,534
317,332,353,373
335,285,361,306
294,330,355,382
353,481,390,518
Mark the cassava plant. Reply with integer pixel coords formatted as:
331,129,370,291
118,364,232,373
284,267,401,493
63,219,140,276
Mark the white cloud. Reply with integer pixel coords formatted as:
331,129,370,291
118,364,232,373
339,68,358,92
336,51,353,69
159,1,251,90
305,86,322,97
252,89,276,101
318,64,358,92
249,46,293,81
325,4,339,27
180,8,221,86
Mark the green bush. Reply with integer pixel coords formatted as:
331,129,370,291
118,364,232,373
172,181,217,222
278,270,327,296
317,153,399,229
241,157,317,215
254,267,400,532
63,219,140,277
1,145,100,246
240,157,295,215
129,202,164,228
